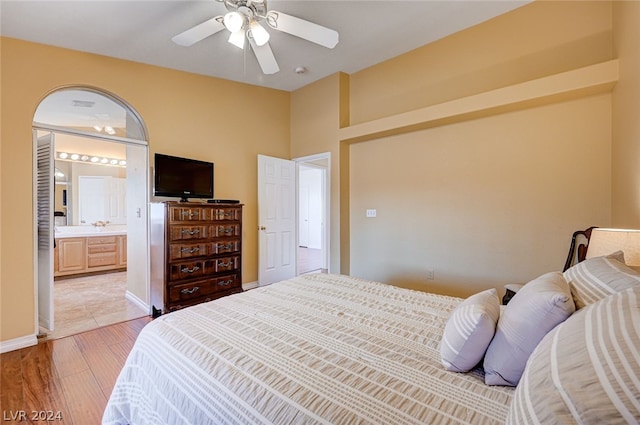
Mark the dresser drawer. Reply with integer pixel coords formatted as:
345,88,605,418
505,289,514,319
209,207,242,221
211,239,241,254
169,226,208,241
211,224,241,238
88,243,116,254
168,274,241,303
87,236,117,245
169,243,208,260
169,260,206,280
167,286,243,312
88,252,117,268
208,255,241,273
169,206,205,222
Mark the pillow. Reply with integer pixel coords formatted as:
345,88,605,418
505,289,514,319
563,251,640,309
440,288,500,372
483,271,575,386
507,285,640,424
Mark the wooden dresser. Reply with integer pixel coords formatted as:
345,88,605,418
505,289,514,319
150,202,243,316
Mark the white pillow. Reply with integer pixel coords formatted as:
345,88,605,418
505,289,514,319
507,285,640,424
440,288,500,372
563,251,640,309
483,272,575,386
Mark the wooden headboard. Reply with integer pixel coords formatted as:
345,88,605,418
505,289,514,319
562,226,598,272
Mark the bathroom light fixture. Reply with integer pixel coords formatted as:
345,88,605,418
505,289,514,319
56,151,126,167
92,123,119,135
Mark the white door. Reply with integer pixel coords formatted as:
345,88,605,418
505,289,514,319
299,186,310,247
78,176,107,224
36,131,54,331
300,167,323,250
258,154,296,285
107,177,127,224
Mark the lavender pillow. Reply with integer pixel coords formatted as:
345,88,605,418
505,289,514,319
440,288,500,372
483,272,575,386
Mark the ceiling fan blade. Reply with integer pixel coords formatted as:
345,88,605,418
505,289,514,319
249,39,279,74
172,16,225,46
265,11,338,49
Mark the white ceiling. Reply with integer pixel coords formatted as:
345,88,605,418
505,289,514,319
0,0,529,92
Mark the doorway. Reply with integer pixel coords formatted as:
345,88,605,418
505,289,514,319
295,153,329,275
33,87,150,340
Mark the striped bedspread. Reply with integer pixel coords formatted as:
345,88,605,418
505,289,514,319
103,274,513,425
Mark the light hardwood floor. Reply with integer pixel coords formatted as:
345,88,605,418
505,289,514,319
1,316,152,424
41,272,147,341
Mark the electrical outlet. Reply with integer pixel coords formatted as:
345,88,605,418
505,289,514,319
426,269,435,280
366,209,377,218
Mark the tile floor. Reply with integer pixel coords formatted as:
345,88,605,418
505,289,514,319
39,271,148,341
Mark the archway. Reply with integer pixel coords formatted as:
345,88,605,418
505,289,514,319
33,86,150,338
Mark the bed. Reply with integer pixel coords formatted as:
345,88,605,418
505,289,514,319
103,273,513,424
104,260,640,425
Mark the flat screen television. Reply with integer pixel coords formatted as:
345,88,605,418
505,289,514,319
153,153,214,202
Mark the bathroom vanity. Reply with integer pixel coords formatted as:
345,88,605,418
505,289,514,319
54,225,127,277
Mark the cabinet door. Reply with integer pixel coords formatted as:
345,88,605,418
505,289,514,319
118,235,127,266
58,238,86,272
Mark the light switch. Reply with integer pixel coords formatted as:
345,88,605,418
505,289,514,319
366,209,377,218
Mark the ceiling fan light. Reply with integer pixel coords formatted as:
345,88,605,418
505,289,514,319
224,12,244,33
250,20,270,46
228,28,245,49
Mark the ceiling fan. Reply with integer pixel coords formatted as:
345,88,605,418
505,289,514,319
172,0,339,75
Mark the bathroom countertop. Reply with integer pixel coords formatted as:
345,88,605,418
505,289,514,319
54,225,127,239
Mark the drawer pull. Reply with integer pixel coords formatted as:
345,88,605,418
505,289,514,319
182,211,200,219
181,229,200,236
181,265,200,273
181,247,200,254
219,243,233,250
181,286,200,295
222,227,234,234
217,260,232,267
218,279,233,287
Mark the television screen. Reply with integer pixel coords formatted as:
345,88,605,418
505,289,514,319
154,153,214,201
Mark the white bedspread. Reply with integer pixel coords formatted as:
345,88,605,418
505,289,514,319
103,274,513,424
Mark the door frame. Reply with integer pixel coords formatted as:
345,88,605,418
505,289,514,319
32,125,150,336
294,152,331,273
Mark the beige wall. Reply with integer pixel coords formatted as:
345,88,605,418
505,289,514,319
288,1,635,299
350,94,611,297
349,1,613,124
343,1,618,297
0,38,289,342
290,73,350,273
612,1,640,228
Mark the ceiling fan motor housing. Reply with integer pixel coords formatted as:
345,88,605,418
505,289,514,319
222,0,267,20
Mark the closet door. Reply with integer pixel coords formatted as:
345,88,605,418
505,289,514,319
36,131,54,331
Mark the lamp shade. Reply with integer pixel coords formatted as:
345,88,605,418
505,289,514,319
223,12,244,33
586,228,640,268
249,20,270,46
228,28,245,49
